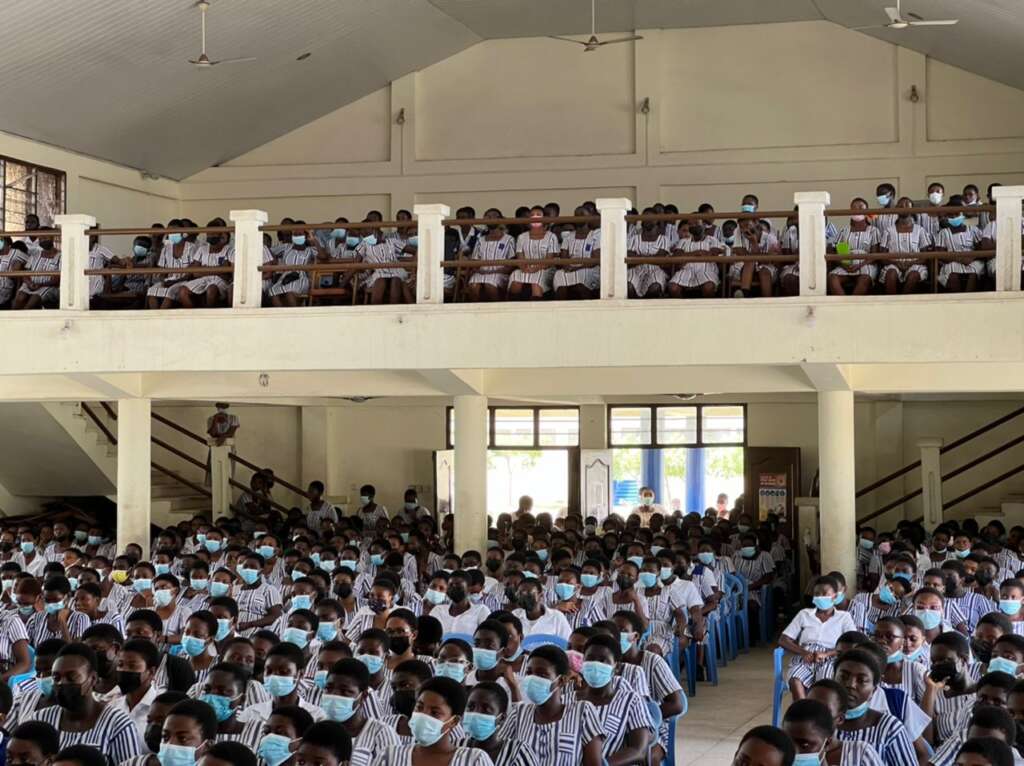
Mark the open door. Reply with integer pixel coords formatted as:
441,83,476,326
433,450,454,522
581,450,613,524
744,447,801,543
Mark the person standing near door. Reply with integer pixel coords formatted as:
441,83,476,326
632,487,666,528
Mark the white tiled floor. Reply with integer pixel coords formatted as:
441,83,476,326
674,647,776,766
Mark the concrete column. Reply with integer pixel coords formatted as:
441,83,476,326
579,404,607,450
56,214,96,310
229,210,269,309
918,438,944,528
209,439,233,517
795,191,831,297
818,390,856,589
596,198,631,300
117,399,152,558
992,186,1024,292
414,204,451,304
300,406,328,489
454,395,488,554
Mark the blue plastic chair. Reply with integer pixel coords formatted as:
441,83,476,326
646,699,664,764
704,613,720,686
727,572,751,653
521,633,568,651
440,632,475,646
682,641,697,697
771,646,788,727
8,645,36,690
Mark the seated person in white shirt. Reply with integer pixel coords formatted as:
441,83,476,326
238,643,324,723
108,638,162,740
511,578,572,642
427,571,490,636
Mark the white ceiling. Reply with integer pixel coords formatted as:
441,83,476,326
3,0,1020,180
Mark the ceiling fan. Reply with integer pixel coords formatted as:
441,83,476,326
549,0,643,51
853,0,958,30
189,1,256,68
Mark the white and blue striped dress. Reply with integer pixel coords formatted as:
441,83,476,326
832,226,880,279
731,552,775,606
727,231,781,281
148,241,201,300
88,244,116,298
554,229,600,291
31,703,145,763
19,251,62,302
348,718,403,766
214,718,263,751
499,699,604,766
934,227,984,285
467,235,515,288
0,248,28,304
670,237,723,288
267,243,316,296
183,243,234,296
359,238,409,287
511,232,560,291
839,741,886,766
379,744,492,766
780,226,800,279
235,581,283,636
835,711,917,766
627,233,669,296
879,226,932,281
26,610,92,646
565,677,653,759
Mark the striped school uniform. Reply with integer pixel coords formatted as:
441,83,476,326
510,232,560,291
0,249,28,305
731,551,775,605
88,244,116,298
831,226,881,279
359,238,409,287
669,236,723,288
881,659,927,705
554,229,600,291
235,582,283,637
18,251,62,303
727,231,781,282
835,711,917,766
564,677,653,759
642,590,679,655
323,239,360,289
267,243,316,297
357,504,389,529
872,211,899,236
0,609,29,674
26,610,92,646
499,699,605,766
918,210,943,238
879,226,932,282
466,235,515,288
450,737,539,766
934,226,984,285
780,226,800,279
947,591,996,632
7,688,48,729
31,703,145,763
124,247,157,296
933,689,976,744
214,718,263,751
147,241,202,300
627,233,669,296
839,741,886,766
183,243,234,297
848,593,901,633
348,718,402,766
782,607,857,686
379,744,491,766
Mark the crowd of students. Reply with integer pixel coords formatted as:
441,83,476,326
0,482,799,766
0,180,1008,310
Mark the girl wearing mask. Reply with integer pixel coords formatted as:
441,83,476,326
235,553,284,637
359,211,409,305
783,696,885,766
179,218,233,308
667,214,723,298
922,632,977,745
463,682,538,766
829,198,880,295
509,206,560,301
465,208,515,302
554,208,600,300
626,208,669,299
268,222,319,307
728,216,781,299
879,197,933,295
933,195,984,293
511,579,572,641
145,219,201,310
321,657,400,760
873,617,926,704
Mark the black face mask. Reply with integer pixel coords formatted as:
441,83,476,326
144,723,163,754
335,584,353,599
368,597,388,614
117,670,144,694
39,239,54,251
930,660,960,684
252,658,266,680
96,652,114,678
970,639,993,664
517,594,537,612
448,586,467,604
944,579,960,598
389,636,411,656
485,560,501,573
616,575,635,591
975,571,994,586
56,683,88,713
391,689,416,717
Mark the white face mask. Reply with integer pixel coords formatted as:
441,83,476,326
928,192,944,205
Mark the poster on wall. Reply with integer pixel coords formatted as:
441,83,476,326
758,472,788,521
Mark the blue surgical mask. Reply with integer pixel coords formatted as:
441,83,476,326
204,540,222,553
200,693,235,722
409,712,447,746
859,538,874,550
357,654,384,674
844,700,870,720
133,578,152,593
536,549,549,562
915,609,942,630
321,693,358,722
463,711,498,741
473,647,499,671
37,676,54,697
158,743,196,766
639,572,658,589
740,204,757,213
257,733,294,766
905,646,925,661
317,622,338,642
87,535,103,546
190,578,208,592
210,581,230,597
521,674,555,705
955,549,971,559
833,592,845,606
627,556,644,569
697,552,716,566
425,588,446,605
363,235,378,247
660,567,674,582
330,228,347,240
263,674,297,697
522,571,538,580
793,751,824,766
405,502,418,511
310,553,321,567
283,627,310,648
258,545,275,560
408,236,419,246
181,635,208,657
346,236,362,248
581,574,601,588
215,618,232,641
740,546,757,558
812,596,834,611
339,559,357,571
290,595,312,611
886,650,904,664
45,600,64,615
133,245,149,257
320,560,336,573
434,662,467,683
370,554,385,567
554,583,576,601
892,572,912,583
581,661,614,688
948,215,966,227
620,632,634,654
19,542,34,554
876,194,892,207
292,235,307,247
239,568,260,585
724,236,736,246
314,669,329,689
1000,599,1022,616
153,589,174,608
67,577,79,591
989,656,1019,676
167,233,184,246
878,583,897,605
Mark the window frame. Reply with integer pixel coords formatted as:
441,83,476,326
607,403,747,448
445,405,581,450
0,155,67,231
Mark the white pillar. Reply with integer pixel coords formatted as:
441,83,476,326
229,210,269,309
992,186,1024,292
56,214,96,310
414,204,450,304
818,390,856,589
596,198,631,300
454,394,488,554
918,438,944,528
795,191,830,297
579,404,607,449
117,399,152,558
209,439,233,517
300,406,328,488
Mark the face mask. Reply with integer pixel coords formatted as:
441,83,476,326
56,683,88,712
886,650,904,665
346,236,361,248
627,556,644,569
904,646,925,662
971,638,993,664
833,592,845,606
239,568,260,585
200,693,236,722
639,496,654,506
167,233,184,246
215,618,232,641
133,579,152,593
357,654,384,674
425,588,446,606
292,235,307,247
258,733,294,766
463,711,498,741
793,750,825,766
111,569,129,584
554,583,576,601
536,549,549,562
434,661,467,683
263,675,297,697
196,534,208,544
1001,599,1023,616
915,608,942,630
517,593,538,612
1,579,14,592
181,635,208,657
391,688,416,717
639,572,658,589
283,627,310,648
697,552,716,566
18,605,34,616
20,542,34,554
317,622,338,642
620,632,634,654
740,204,757,214
948,215,966,227
578,573,600,589
989,656,1019,676
158,743,196,766
521,674,555,705
521,571,538,581
486,559,501,573
955,549,971,559
290,594,312,611
190,578,208,592
448,586,467,604
505,643,524,662
210,581,230,597
368,597,389,614
929,192,944,205
45,600,64,615
660,567,674,582
370,554,385,567
258,545,276,560
581,661,614,689
330,228,347,240
844,700,870,720
976,571,994,586
615,575,634,592
878,542,892,555
409,712,448,747
740,546,757,558
322,693,358,722
408,235,419,246
812,596,834,611
473,647,499,671
858,538,874,550
153,590,174,608
133,244,149,258
876,194,892,206
363,235,378,247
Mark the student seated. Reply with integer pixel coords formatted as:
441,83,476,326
179,218,234,309
729,215,780,299
667,215,723,299
879,198,933,295
553,206,600,300
627,208,669,299
268,221,321,307
508,206,560,301
13,233,61,310
783,697,884,766
0,240,28,309
933,195,984,293
731,725,797,766
147,219,203,310
829,198,880,295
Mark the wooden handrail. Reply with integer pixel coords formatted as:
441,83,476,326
259,262,416,274
944,461,1024,511
84,266,234,276
823,251,994,263
228,453,309,500
81,403,117,445
261,221,404,232
625,255,797,265
100,402,117,421
0,270,60,278
942,433,1024,483
152,463,211,499
443,215,599,227
152,436,208,472
941,405,1024,454
856,461,921,499
228,476,292,514
857,488,924,523
151,412,207,446
824,205,995,217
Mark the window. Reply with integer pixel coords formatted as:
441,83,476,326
538,409,579,447
493,408,534,447
447,406,580,448
608,404,746,447
0,157,66,230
